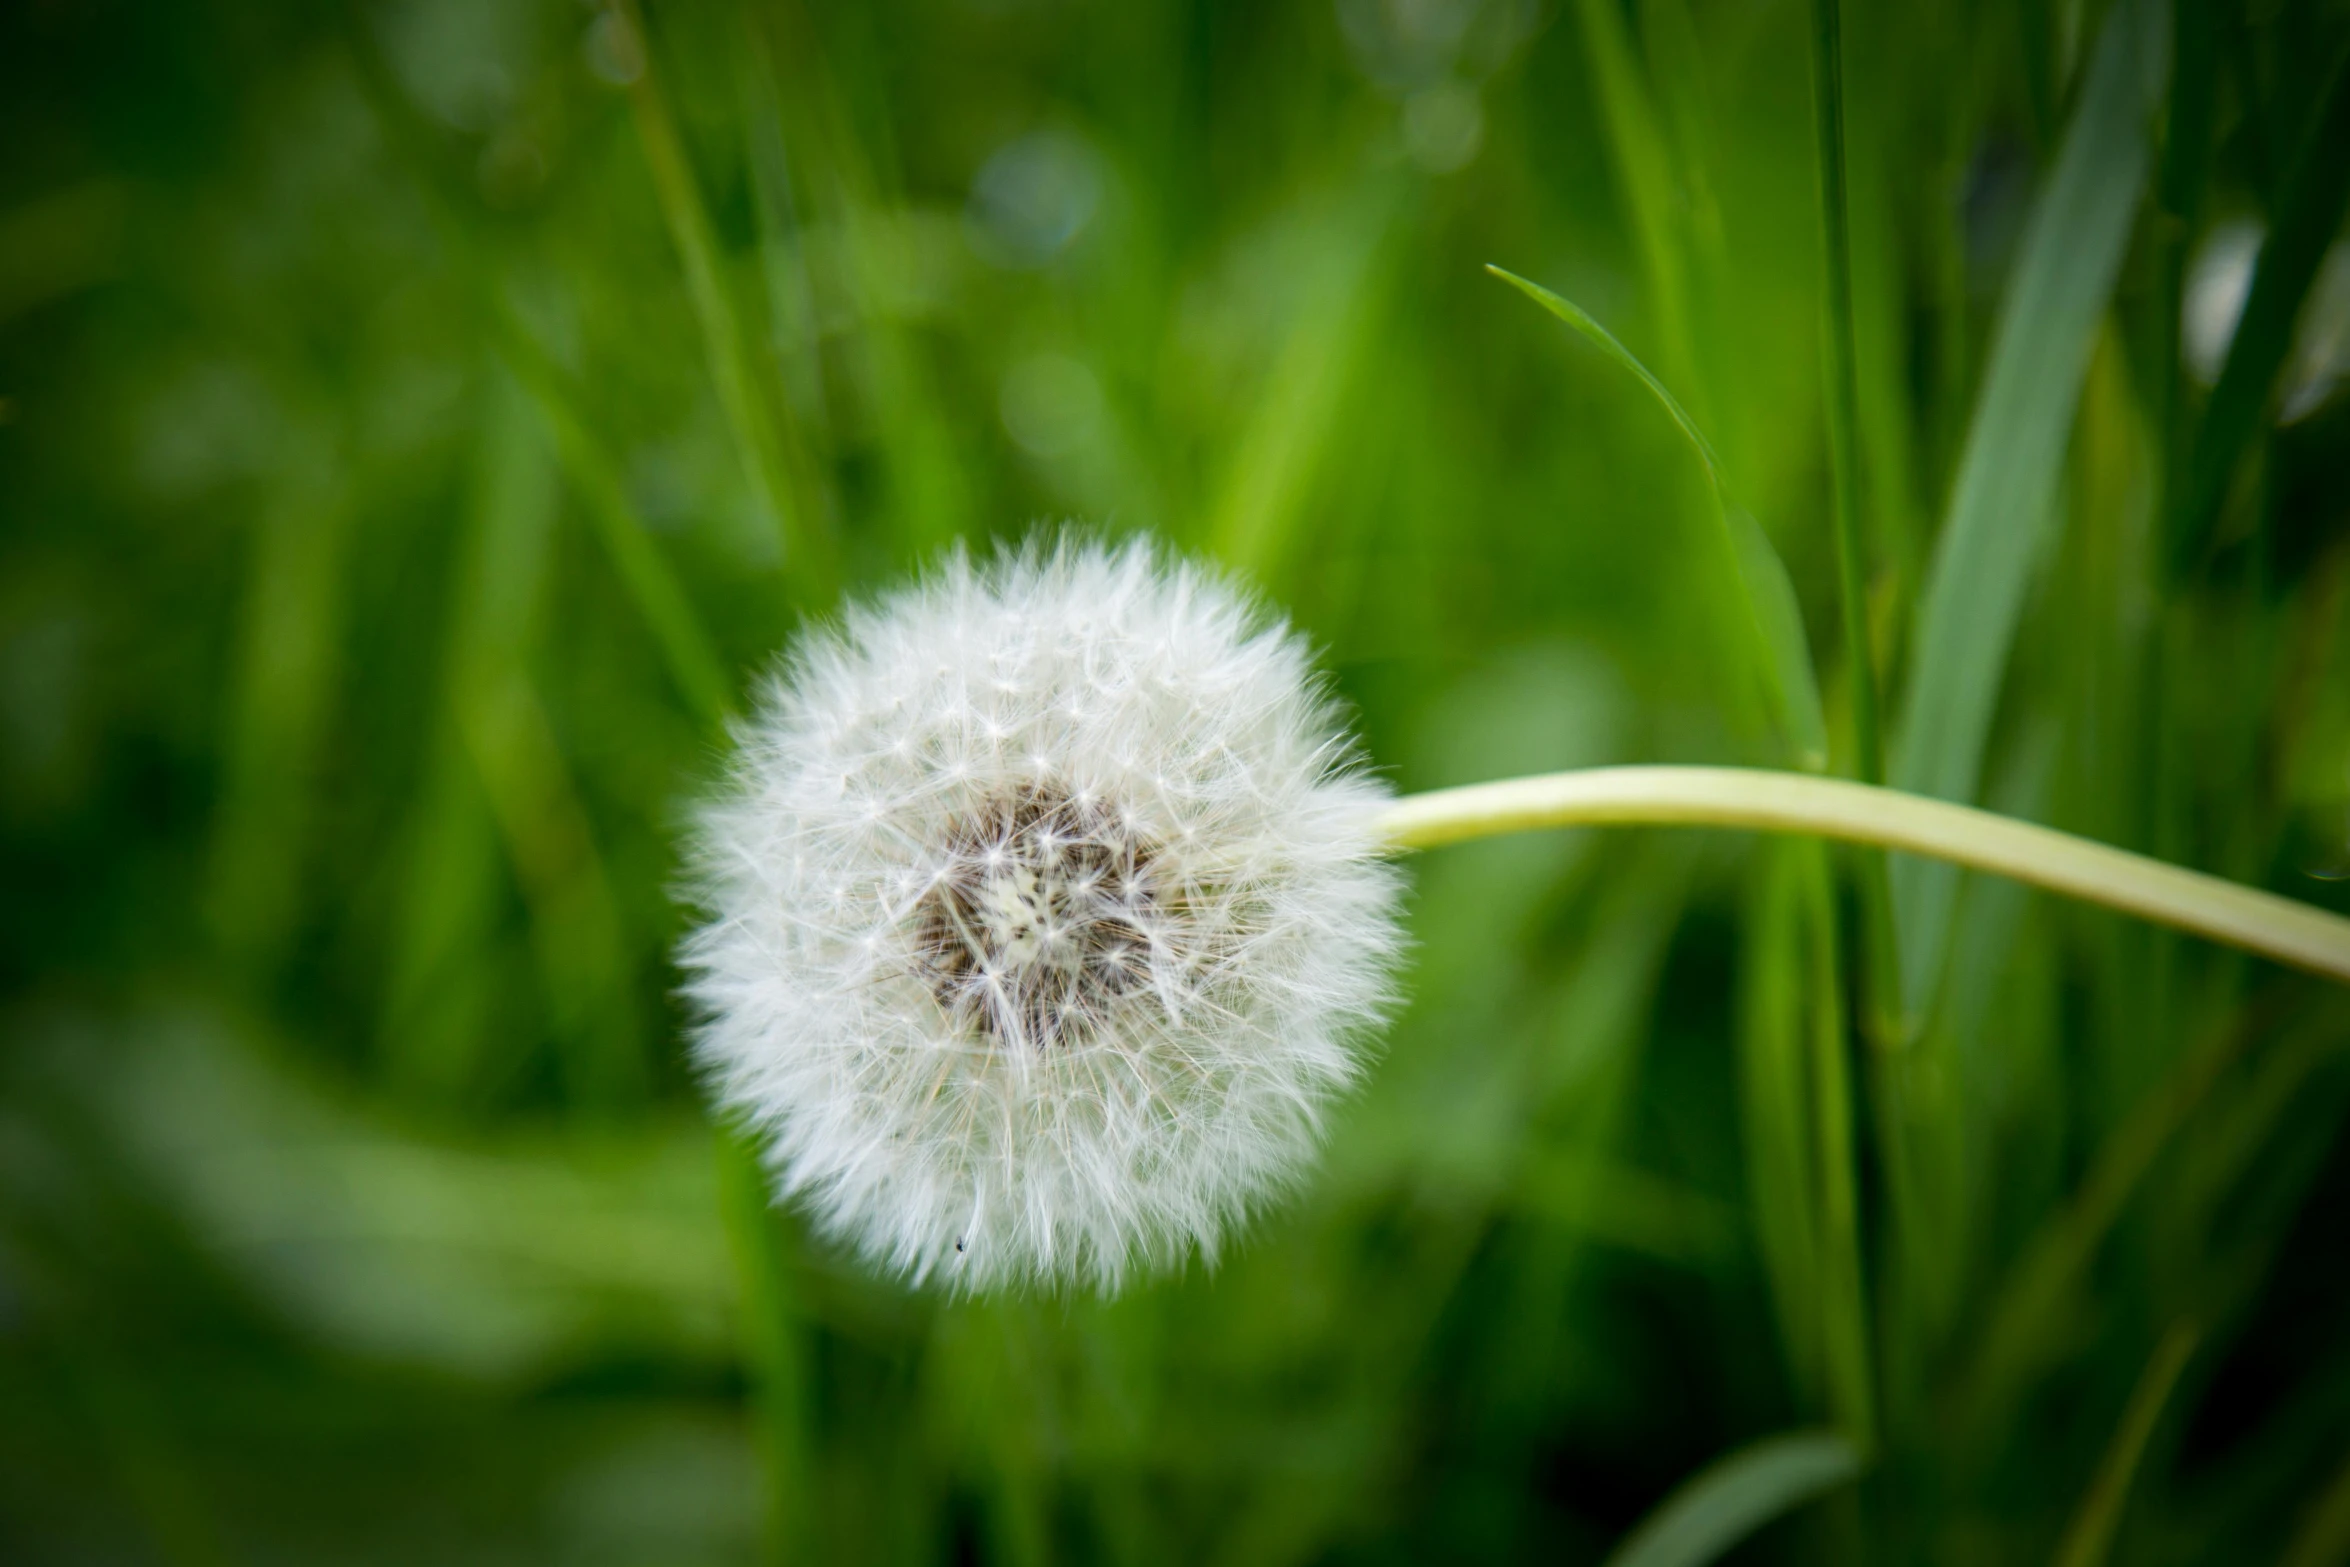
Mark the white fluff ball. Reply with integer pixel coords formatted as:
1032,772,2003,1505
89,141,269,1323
682,537,1403,1294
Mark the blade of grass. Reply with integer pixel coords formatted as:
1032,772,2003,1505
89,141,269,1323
742,0,972,558
206,448,348,968
1490,266,1722,473
1207,181,1397,584
1738,843,1827,1404
2169,42,2350,571
2284,1441,2350,1567
1796,843,1874,1451
344,24,736,730
2223,15,2279,201
1842,105,1924,603
458,668,644,1113
0,178,126,327
735,26,831,439
1489,265,1829,769
1226,863,1691,1567
380,724,504,1098
1638,0,1727,264
1959,997,2271,1441
1570,0,1699,396
2151,0,2218,484
2113,0,2216,1160
1602,1430,1863,1567
1808,0,1885,789
1741,841,1874,1444
382,367,557,1099
494,321,737,729
2018,0,2061,150
2051,1323,2199,1567
2170,1010,2350,1260
927,1305,1052,1567
53,1328,235,1567
1512,1158,1738,1267
716,1126,813,1566
1892,721,2059,1400
1889,0,2168,1025
1807,0,1902,1045
612,0,835,597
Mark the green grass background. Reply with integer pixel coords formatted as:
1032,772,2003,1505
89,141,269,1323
4,0,2350,1561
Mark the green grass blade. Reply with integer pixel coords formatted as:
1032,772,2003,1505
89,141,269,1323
1570,0,1700,393
717,1127,813,1564
1490,264,1724,481
2151,0,2219,479
2284,1441,2350,1567
1490,266,1827,768
0,178,125,327
458,670,644,1112
496,323,738,730
1603,1430,1863,1567
345,27,737,731
1794,845,1873,1450
613,0,835,597
1737,844,1826,1402
1888,0,2168,1023
206,455,349,967
1737,841,1874,1443
1639,0,1728,265
1959,1005,2245,1441
1208,183,1397,583
382,368,556,1098
1803,0,1903,1039
739,0,972,559
2170,44,2350,570
1807,0,1883,787
52,1330,236,1567
2051,1323,2199,1567
1726,506,1832,771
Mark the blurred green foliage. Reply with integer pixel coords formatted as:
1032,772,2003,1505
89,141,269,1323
5,0,2350,1561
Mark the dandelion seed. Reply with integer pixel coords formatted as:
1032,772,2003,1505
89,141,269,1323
682,537,1404,1294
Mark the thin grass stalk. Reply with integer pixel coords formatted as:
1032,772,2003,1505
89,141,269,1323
2284,1436,2350,1566
1804,23,1902,1446
343,26,738,732
2052,1323,2199,1567
2151,0,2216,505
1488,265,1829,768
1959,995,2276,1440
615,0,836,599
492,318,738,729
1571,0,1700,397
717,1127,813,1565
1807,0,1883,791
1740,847,1828,1403
2170,42,2350,571
1378,767,2350,984
1797,846,1875,1453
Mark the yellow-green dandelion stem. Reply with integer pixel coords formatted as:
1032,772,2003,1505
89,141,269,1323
1378,767,2350,986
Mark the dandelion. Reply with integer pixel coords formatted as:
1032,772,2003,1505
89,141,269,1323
683,537,1404,1294
686,537,2350,1302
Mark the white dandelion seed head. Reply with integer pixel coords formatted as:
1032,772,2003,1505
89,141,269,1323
682,535,1405,1295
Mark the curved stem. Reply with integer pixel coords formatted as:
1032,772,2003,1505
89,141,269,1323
1376,767,2350,986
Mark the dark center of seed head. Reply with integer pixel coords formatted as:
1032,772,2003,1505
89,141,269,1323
911,788,1161,1050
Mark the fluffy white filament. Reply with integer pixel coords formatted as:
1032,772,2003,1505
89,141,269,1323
683,538,1403,1294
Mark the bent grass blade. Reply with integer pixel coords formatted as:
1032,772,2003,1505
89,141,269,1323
1603,1429,1862,1567
1489,266,1828,769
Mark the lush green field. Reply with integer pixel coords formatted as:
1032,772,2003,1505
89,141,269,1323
5,0,2350,1561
